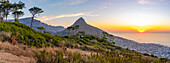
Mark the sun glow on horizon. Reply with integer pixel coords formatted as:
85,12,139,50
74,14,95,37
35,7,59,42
99,24,170,33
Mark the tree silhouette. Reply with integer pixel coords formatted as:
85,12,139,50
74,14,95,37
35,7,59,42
74,25,79,35
37,27,46,33
0,3,5,21
12,1,25,22
3,0,12,21
67,26,73,35
29,7,43,28
12,11,24,22
71,26,75,35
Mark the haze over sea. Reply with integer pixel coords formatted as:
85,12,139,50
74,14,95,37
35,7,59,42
110,32,170,47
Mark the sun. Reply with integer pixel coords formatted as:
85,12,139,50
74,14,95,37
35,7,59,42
138,29,145,33
135,26,147,33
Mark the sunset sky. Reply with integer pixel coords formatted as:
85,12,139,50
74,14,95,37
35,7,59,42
10,0,170,33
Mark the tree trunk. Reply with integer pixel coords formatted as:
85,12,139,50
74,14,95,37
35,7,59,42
14,13,17,22
0,8,2,22
0,11,1,22
6,9,8,22
67,30,69,35
75,29,77,35
73,30,74,35
30,15,34,28
16,17,19,23
14,15,17,22
5,15,7,22
14,10,18,22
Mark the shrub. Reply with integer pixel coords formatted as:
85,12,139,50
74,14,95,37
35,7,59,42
143,53,150,56
112,41,115,44
106,46,112,49
34,50,65,63
115,46,122,50
79,39,88,45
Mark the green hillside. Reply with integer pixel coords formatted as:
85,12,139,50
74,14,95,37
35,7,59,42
0,22,61,47
0,22,169,63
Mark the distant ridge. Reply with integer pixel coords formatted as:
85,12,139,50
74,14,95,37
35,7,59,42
56,17,104,37
9,17,65,34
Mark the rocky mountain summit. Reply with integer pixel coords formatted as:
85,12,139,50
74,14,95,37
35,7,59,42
56,17,104,37
9,17,65,34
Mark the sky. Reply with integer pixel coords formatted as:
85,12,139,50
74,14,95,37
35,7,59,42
9,0,170,33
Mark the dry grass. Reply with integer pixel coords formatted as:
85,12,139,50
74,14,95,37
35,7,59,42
0,41,36,63
0,41,97,63
67,48,97,55
0,31,12,41
0,51,35,63
0,41,35,57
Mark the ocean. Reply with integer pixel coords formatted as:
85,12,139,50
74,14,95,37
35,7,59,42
110,32,170,47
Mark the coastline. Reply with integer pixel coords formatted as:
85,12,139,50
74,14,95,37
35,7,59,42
110,36,170,59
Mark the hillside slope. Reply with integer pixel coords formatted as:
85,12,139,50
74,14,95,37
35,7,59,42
0,22,62,47
9,17,65,34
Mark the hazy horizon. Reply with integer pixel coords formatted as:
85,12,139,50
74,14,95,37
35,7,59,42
110,32,170,47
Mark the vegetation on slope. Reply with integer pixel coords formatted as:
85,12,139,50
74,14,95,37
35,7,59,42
0,22,170,63
0,22,61,47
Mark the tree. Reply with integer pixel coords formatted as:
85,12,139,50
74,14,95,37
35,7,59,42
3,0,12,21
74,25,79,35
71,27,75,35
12,1,25,22
0,0,6,3
0,0,9,21
12,11,24,22
67,26,73,35
0,3,5,21
37,27,46,33
29,7,43,28
77,31,85,36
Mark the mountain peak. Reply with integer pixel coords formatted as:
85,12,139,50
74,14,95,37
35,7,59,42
58,17,104,37
73,17,87,25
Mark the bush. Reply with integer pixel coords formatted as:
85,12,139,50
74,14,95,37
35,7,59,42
112,41,115,44
106,46,112,49
115,46,122,50
143,53,150,56
34,50,65,63
79,39,88,45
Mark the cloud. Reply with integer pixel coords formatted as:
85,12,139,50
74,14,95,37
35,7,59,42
50,0,88,6
70,0,88,5
137,0,165,4
37,11,98,21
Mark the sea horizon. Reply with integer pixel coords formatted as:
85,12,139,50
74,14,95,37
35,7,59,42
109,32,170,47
